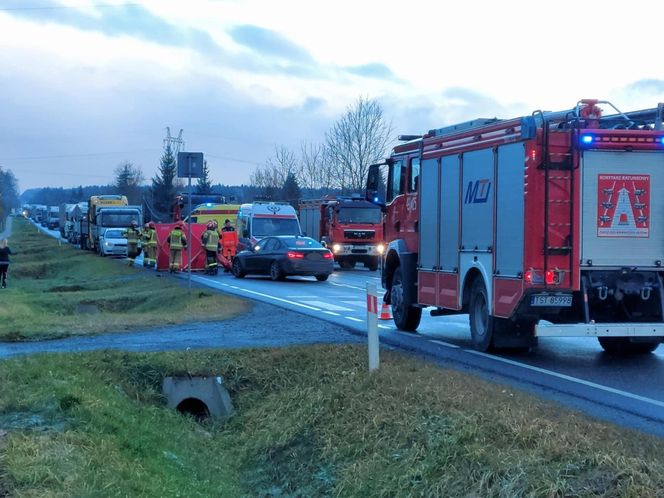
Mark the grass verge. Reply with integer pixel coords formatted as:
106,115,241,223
0,345,663,497
0,218,249,341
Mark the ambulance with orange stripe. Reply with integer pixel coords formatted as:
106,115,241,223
236,201,302,250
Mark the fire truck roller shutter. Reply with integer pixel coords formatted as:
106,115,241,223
495,143,525,277
440,155,460,273
419,157,439,272
460,149,495,313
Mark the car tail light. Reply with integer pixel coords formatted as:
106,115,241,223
323,251,333,259
287,251,305,259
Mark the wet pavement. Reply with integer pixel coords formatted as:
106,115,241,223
0,301,362,359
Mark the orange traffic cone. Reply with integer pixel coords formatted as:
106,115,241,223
379,302,392,320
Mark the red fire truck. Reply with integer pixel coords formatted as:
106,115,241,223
299,196,385,271
367,99,664,354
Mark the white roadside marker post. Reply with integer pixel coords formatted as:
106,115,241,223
366,282,380,372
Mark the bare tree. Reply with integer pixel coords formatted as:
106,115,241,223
114,160,144,205
325,96,393,192
250,145,298,199
299,141,334,191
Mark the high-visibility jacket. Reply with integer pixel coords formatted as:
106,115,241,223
142,228,157,247
123,227,141,246
201,229,220,252
167,229,187,250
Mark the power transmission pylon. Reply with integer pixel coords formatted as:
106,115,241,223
164,127,185,155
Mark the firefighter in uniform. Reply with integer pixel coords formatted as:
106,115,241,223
141,222,157,268
166,223,187,273
201,221,220,275
122,220,141,267
145,221,158,268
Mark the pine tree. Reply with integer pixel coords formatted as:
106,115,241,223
195,160,212,195
114,161,144,205
281,170,302,209
150,145,178,221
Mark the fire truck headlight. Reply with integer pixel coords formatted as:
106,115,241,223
377,243,385,255
332,243,342,254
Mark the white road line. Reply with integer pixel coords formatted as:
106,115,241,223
330,282,365,291
302,301,353,312
465,350,664,409
322,311,340,316
345,316,363,322
195,277,322,311
429,340,460,349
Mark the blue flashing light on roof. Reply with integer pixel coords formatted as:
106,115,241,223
581,135,594,144
660,137,664,145
373,197,379,203
205,203,213,207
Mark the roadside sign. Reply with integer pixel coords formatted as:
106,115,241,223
177,152,204,178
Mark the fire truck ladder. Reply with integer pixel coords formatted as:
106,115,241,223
538,115,575,287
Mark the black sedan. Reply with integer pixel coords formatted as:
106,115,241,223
232,236,334,281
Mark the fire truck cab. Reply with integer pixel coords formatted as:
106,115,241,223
367,99,664,354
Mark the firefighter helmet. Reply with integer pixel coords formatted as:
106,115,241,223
148,221,156,229
130,220,137,227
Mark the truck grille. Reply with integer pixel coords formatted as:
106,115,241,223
344,230,375,240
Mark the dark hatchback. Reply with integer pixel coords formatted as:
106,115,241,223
232,236,334,281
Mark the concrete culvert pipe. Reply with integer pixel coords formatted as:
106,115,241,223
163,376,234,420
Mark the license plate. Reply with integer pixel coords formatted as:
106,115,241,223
530,294,573,307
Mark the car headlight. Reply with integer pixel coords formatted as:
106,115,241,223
377,243,385,255
332,243,342,253
104,241,111,247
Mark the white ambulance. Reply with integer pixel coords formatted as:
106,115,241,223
237,202,302,249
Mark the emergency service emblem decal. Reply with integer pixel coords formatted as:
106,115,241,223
597,174,650,238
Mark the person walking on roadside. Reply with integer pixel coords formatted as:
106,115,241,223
166,223,187,273
201,221,220,275
0,239,13,289
122,220,142,267
142,222,158,268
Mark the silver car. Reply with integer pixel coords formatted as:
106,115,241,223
99,228,128,257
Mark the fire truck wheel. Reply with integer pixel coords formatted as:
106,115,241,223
598,337,660,355
270,261,285,281
367,261,379,272
469,278,500,352
391,266,422,331
340,260,355,269
232,258,245,278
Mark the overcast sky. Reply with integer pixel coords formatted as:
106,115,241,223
2,0,663,193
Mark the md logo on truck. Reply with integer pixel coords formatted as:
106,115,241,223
464,179,491,204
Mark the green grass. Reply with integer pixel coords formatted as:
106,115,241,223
1,346,663,497
0,218,249,341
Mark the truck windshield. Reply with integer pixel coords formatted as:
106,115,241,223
253,218,300,237
99,212,139,227
337,207,382,224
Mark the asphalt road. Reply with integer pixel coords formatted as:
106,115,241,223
189,266,664,437
16,220,664,437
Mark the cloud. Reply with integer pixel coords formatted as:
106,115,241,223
228,24,313,63
345,63,396,81
3,1,225,58
623,79,664,96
